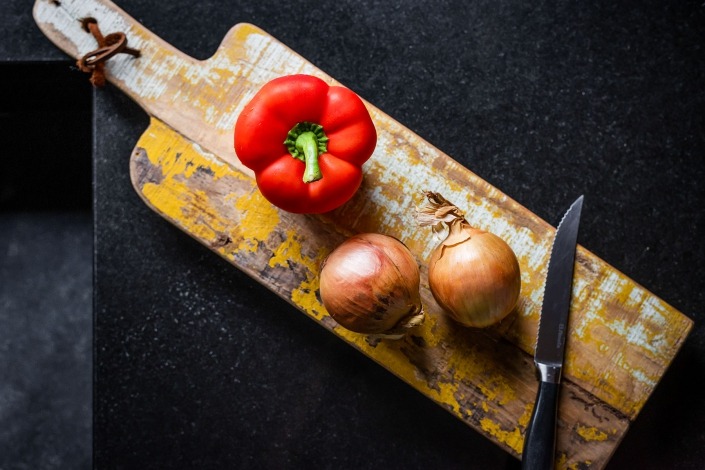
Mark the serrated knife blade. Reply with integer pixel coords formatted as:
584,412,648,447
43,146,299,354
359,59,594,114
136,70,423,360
521,195,584,470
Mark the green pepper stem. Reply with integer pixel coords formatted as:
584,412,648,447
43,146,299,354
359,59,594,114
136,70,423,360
284,122,329,184
296,131,322,183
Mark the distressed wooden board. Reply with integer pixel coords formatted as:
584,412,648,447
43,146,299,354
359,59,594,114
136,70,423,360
34,0,693,468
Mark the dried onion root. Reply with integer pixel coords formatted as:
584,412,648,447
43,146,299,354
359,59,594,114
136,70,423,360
418,191,521,327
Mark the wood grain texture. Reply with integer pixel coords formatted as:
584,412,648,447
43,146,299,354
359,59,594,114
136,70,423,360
34,0,693,467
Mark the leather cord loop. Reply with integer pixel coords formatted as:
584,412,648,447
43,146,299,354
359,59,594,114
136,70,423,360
77,17,140,87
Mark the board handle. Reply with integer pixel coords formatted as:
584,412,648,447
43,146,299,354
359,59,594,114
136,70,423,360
32,0,258,173
33,0,198,94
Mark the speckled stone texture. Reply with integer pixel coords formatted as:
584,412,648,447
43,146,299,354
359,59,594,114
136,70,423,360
1,58,92,470
0,213,92,470
4,0,705,469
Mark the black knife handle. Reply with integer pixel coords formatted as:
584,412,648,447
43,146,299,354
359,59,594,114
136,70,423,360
521,380,560,470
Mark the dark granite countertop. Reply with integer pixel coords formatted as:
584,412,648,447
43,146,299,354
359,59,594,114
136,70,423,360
4,0,705,469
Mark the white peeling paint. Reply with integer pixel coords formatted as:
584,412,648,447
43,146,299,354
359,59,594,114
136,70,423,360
35,0,105,55
640,295,669,330
613,352,657,388
628,285,645,306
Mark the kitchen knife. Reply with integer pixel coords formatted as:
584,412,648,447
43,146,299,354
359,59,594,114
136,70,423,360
521,195,584,470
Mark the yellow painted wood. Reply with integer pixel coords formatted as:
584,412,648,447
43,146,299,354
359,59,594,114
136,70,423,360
34,1,694,468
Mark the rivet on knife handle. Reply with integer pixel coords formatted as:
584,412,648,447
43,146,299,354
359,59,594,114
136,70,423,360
522,196,584,470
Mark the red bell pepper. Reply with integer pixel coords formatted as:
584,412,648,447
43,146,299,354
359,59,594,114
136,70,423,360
234,74,377,214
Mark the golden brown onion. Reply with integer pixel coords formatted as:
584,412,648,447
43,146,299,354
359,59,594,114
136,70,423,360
319,233,424,337
418,191,521,328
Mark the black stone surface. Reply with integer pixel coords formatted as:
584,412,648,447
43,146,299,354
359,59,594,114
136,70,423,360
5,0,705,468
1,59,93,470
0,213,92,470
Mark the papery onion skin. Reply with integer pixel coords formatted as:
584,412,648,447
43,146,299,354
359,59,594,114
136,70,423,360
429,225,521,327
418,191,521,328
319,233,424,335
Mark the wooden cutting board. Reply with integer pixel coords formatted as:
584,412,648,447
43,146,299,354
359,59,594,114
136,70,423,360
34,0,693,467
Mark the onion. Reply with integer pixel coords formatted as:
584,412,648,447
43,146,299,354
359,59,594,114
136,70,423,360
319,233,425,338
418,191,521,328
